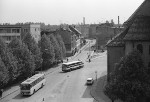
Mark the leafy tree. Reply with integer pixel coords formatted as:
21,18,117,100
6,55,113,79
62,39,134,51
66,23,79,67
0,57,9,88
23,33,42,70
104,50,150,102
40,34,55,69
0,38,18,82
48,34,62,63
55,34,66,58
8,37,35,78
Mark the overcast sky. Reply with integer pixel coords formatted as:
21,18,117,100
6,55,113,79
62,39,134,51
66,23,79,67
0,0,144,25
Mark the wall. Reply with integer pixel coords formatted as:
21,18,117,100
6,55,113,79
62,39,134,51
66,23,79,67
107,46,125,81
96,26,124,49
89,24,97,38
29,24,41,43
125,41,150,68
57,29,77,57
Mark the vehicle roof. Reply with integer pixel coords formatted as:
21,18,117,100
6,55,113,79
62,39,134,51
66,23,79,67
62,60,82,65
21,73,44,85
87,78,93,80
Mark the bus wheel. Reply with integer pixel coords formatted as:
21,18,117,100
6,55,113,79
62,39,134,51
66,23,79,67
33,89,36,94
41,84,44,88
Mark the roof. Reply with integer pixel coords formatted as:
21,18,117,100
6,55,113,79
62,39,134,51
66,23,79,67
69,26,81,36
87,78,93,80
62,60,83,65
0,25,22,28
124,15,150,41
106,27,129,47
124,0,150,26
21,74,44,84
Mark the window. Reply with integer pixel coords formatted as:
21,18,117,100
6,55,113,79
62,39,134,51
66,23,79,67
12,29,20,33
137,44,143,53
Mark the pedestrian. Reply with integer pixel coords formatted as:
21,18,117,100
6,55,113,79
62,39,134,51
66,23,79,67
89,58,91,62
0,89,3,97
61,60,63,63
67,58,68,62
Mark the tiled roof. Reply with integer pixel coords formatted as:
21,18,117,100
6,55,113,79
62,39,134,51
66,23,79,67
124,15,150,41
69,26,81,36
124,0,150,26
106,27,129,47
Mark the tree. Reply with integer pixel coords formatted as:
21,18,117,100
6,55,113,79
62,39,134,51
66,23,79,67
0,57,9,88
23,33,42,70
55,34,66,58
48,34,62,63
104,50,150,102
40,34,55,69
0,38,18,82
8,37,35,78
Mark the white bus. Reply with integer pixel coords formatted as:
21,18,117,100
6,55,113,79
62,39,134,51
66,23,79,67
62,60,84,72
20,73,46,96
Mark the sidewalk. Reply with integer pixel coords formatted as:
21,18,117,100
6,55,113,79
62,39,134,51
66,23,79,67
90,70,122,102
90,74,111,102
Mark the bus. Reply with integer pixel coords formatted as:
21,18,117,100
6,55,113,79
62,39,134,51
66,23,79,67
62,60,84,72
20,73,46,96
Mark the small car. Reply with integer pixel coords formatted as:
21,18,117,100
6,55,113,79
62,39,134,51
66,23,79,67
86,78,94,85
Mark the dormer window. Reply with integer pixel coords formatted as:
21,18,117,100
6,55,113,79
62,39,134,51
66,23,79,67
137,44,143,53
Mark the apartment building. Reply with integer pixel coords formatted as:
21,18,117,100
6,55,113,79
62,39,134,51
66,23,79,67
0,23,41,43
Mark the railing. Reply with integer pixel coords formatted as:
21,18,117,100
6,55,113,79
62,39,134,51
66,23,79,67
0,33,20,36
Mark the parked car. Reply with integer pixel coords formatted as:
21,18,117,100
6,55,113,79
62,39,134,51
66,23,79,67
86,78,94,85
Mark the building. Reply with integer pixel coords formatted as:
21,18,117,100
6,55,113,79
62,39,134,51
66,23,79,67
96,23,124,50
56,27,77,57
76,24,90,38
69,26,82,52
106,0,150,81
0,23,41,43
89,24,98,38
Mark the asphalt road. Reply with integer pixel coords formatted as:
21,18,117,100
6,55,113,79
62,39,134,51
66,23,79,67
1,40,107,102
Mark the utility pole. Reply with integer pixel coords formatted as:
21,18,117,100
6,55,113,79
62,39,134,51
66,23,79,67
95,71,97,81
89,41,90,55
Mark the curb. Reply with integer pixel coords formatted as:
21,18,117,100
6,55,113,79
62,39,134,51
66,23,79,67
90,80,100,102
0,88,20,100
90,75,107,102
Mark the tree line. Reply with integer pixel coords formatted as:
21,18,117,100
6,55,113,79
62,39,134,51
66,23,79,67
104,50,150,102
0,33,66,89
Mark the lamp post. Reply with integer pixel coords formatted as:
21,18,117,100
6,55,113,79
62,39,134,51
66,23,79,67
95,71,97,81
89,40,90,57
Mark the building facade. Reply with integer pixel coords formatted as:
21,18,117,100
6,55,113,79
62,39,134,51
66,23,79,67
96,23,124,49
106,0,150,81
0,23,41,43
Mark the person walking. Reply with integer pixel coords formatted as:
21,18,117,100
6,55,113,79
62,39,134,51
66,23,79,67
0,89,3,97
89,58,91,62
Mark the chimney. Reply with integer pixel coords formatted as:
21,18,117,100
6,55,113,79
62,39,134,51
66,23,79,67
118,16,120,28
83,17,85,25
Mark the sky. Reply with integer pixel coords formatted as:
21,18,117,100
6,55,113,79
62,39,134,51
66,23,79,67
0,0,144,25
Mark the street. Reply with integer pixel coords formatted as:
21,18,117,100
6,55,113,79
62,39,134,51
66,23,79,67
1,40,107,102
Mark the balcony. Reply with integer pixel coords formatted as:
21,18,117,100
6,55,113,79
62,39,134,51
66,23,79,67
0,33,21,36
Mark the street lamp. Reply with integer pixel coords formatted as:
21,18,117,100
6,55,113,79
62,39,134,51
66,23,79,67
89,40,91,57
95,71,97,81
